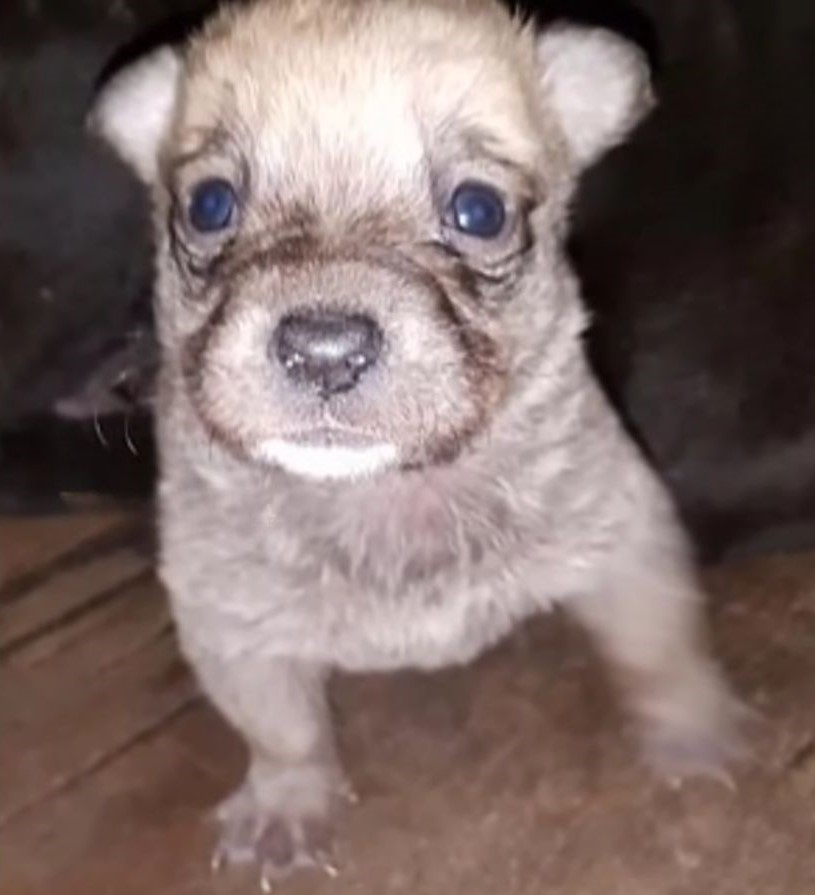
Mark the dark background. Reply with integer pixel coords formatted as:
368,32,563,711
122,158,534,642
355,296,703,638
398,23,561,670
2,0,815,562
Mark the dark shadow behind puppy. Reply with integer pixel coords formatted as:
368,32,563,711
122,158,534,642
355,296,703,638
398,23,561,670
0,3,149,420
574,0,815,560
0,1,211,509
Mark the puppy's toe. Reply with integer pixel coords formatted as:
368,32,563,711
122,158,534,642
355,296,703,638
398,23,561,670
211,769,344,883
642,715,746,787
211,785,261,867
258,814,339,887
637,670,752,786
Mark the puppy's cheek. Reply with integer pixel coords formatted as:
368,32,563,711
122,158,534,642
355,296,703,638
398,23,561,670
414,327,509,462
385,366,500,467
187,365,262,458
181,313,280,455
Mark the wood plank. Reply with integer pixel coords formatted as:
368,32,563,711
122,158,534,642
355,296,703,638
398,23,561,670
0,572,196,826
0,546,151,656
0,511,136,586
2,719,223,895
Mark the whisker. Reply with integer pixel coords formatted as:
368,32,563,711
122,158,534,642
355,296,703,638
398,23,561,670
93,412,110,449
123,414,139,456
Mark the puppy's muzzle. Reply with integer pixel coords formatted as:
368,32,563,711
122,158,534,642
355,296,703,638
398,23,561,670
274,310,383,398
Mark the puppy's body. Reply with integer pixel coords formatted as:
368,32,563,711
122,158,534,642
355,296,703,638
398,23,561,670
95,0,741,882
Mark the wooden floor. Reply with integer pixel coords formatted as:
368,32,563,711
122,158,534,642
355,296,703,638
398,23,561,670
2,509,814,894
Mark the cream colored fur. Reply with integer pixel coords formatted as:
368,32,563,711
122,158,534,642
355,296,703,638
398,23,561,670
93,0,742,883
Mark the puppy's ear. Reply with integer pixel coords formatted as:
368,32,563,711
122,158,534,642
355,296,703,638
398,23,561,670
536,25,654,170
89,46,182,183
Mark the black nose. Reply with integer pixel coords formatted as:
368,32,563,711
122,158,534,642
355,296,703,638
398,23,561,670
274,311,383,396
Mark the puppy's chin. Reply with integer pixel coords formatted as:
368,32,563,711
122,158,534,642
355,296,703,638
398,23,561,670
254,438,399,481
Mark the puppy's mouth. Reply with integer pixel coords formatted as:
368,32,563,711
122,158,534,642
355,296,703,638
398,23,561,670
253,426,398,481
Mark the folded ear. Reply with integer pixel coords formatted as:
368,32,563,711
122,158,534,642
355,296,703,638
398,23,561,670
536,25,654,170
89,46,182,183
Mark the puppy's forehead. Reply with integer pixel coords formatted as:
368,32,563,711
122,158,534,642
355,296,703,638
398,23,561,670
176,0,543,191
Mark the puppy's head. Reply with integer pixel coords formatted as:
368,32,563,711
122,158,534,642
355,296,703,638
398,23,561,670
92,0,652,481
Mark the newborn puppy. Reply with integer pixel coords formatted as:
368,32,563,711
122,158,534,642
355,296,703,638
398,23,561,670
92,0,743,882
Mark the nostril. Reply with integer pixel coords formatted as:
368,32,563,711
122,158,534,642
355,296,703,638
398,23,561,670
274,311,382,395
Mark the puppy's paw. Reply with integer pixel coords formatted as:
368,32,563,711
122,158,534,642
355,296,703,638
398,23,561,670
211,764,348,885
636,664,751,786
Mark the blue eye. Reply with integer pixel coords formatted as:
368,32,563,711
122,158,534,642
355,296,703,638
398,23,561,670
450,182,506,239
187,178,237,233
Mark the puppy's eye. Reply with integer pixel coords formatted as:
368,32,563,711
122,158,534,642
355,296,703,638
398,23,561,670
187,178,237,233
449,181,506,239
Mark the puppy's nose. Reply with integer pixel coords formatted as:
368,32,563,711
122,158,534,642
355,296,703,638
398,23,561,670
274,311,383,396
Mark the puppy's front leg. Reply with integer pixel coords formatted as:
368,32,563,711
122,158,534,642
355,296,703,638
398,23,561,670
192,653,346,882
569,511,745,781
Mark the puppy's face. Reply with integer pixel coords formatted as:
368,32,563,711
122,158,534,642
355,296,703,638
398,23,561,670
93,0,652,480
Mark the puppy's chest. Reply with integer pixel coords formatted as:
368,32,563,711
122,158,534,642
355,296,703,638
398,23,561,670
222,544,543,672
272,487,540,669
179,483,558,671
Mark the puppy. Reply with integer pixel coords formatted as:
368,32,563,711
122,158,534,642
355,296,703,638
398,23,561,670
92,0,743,882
